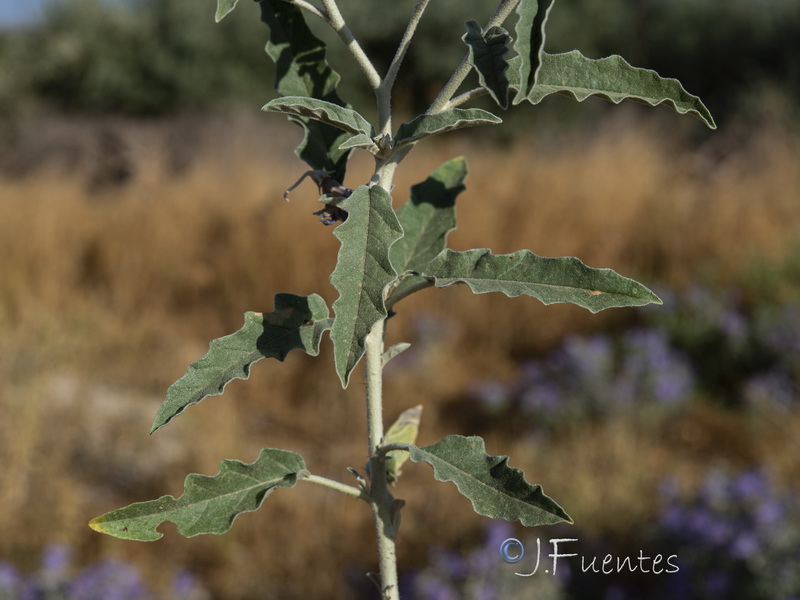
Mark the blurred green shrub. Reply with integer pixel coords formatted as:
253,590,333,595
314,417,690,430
1,0,798,119
0,0,271,115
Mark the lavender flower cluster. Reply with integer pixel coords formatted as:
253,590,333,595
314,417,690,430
408,470,800,600
468,285,800,430
655,469,800,600
647,285,800,411
469,327,695,431
405,521,565,600
0,545,209,600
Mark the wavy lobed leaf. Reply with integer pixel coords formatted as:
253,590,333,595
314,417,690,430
408,435,571,526
215,0,240,22
263,97,374,137
463,20,512,109
389,157,467,303
89,448,307,541
512,0,555,104
421,248,661,313
390,157,466,275
330,186,403,387
260,1,352,182
151,294,331,433
395,108,501,147
511,51,716,128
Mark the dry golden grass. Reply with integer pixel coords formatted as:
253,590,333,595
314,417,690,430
1,111,799,599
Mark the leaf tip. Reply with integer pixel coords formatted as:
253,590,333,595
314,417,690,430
89,515,154,541
87,516,106,533
337,369,351,390
214,0,238,23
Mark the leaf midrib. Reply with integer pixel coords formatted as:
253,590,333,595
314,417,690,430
104,459,303,523
415,448,555,518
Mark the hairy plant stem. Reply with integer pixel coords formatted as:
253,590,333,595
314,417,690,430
365,320,400,600
449,86,490,108
320,0,381,91
302,473,369,500
427,0,520,114
284,0,326,21
377,0,432,136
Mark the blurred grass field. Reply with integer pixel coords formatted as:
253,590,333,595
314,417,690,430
1,110,800,599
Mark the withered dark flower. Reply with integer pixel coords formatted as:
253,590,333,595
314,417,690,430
283,169,353,225
313,204,349,225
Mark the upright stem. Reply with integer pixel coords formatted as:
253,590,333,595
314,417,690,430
365,320,400,600
365,320,386,455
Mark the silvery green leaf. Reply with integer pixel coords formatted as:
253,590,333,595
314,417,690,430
509,51,716,129
390,156,466,275
338,133,379,152
463,20,512,109
215,0,239,22
512,0,555,103
260,1,352,182
422,248,662,313
90,449,307,541
330,186,403,387
389,156,467,302
395,109,501,147
263,97,374,137
408,435,571,526
151,295,331,433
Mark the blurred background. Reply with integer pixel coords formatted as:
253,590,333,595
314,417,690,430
1,0,799,599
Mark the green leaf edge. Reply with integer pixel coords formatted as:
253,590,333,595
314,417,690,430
89,448,307,541
389,155,467,275
329,186,403,387
395,108,502,147
408,435,572,526
150,294,332,433
510,51,716,129
263,96,374,137
421,248,662,313
463,20,512,110
260,1,353,182
512,0,556,104
339,133,379,152
215,0,239,22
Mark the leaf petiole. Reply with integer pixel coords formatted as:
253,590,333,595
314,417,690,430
301,473,370,501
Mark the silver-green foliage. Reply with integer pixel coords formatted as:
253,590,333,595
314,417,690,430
90,1,714,597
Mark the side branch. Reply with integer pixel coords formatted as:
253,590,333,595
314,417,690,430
282,0,327,21
320,0,382,91
377,0,432,135
448,87,490,109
